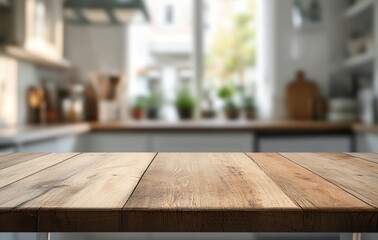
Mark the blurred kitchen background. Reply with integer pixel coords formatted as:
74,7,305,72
1,1,378,240
0,0,378,153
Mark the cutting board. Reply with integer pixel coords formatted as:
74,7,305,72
286,72,320,120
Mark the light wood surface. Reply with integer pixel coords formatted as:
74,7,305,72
0,153,12,157
0,152,377,232
0,153,79,188
0,152,49,170
280,153,378,208
0,153,155,231
345,153,378,163
246,153,376,231
123,153,300,231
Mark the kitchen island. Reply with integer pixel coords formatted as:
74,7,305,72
0,152,376,239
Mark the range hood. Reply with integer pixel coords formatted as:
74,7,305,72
64,0,150,25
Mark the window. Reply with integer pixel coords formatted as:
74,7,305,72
202,0,257,111
127,0,257,120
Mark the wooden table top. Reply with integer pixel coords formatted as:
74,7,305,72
0,152,377,232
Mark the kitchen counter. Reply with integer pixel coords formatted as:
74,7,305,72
91,120,352,133
353,123,378,134
0,120,358,148
0,123,90,147
0,152,376,232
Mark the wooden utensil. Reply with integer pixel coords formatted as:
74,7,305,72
286,71,320,120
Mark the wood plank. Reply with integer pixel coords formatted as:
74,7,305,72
0,152,49,170
246,153,377,232
0,153,156,232
0,153,13,157
0,153,79,188
123,153,301,232
345,152,378,164
281,153,378,209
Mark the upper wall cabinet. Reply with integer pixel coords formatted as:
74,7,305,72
22,0,64,60
0,0,69,69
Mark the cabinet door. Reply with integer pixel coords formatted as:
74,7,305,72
23,0,64,59
0,147,16,152
357,134,378,152
78,133,151,152
257,135,352,152
19,136,78,152
152,132,254,152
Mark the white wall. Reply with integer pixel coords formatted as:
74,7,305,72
0,54,67,126
64,25,128,76
0,56,18,127
16,62,67,125
257,0,341,119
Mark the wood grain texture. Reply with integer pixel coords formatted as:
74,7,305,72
0,153,79,188
0,153,12,157
0,152,49,170
0,152,377,232
123,152,301,231
0,153,156,231
281,153,378,209
345,153,378,164
246,153,377,231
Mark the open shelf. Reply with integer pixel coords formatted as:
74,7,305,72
332,50,375,73
345,50,375,68
0,45,71,70
344,0,375,19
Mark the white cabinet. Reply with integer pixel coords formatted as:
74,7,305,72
151,132,254,152
6,132,358,153
19,136,78,152
78,132,254,152
0,0,65,63
257,135,352,152
357,134,378,152
78,133,151,152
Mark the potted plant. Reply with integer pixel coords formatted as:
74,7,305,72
130,96,146,120
218,86,240,120
224,100,240,120
243,96,256,120
146,91,161,120
175,89,196,120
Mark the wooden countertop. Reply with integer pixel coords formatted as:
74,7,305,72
0,152,377,232
91,120,352,133
353,124,378,134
